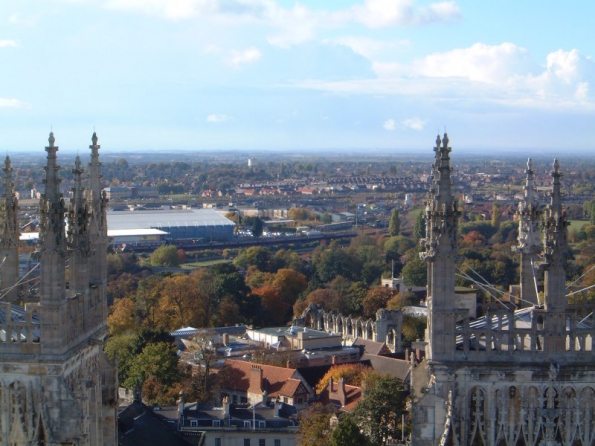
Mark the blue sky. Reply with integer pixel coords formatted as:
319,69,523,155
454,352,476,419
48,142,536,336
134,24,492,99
1,0,594,153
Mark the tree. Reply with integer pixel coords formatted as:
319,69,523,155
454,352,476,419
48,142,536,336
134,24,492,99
289,207,310,221
388,208,401,237
321,212,333,224
125,341,182,405
234,246,276,272
402,256,427,287
107,297,137,336
295,288,344,317
104,333,139,385
414,212,426,241
252,284,288,326
354,373,406,446
330,414,370,446
153,274,207,330
491,203,501,229
149,245,180,267
362,286,395,318
298,403,336,446
315,363,371,394
252,216,264,237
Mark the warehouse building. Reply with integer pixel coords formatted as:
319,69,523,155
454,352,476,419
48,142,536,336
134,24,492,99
106,208,236,244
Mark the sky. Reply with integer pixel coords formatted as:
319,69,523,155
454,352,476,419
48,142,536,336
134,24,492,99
1,0,594,153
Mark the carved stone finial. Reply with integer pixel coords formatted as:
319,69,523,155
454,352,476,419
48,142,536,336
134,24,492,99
442,133,449,148
49,132,55,147
92,132,98,146
553,158,560,174
435,134,441,148
5,155,11,170
75,155,81,170
527,158,532,171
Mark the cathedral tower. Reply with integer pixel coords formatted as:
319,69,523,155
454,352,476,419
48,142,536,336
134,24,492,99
411,136,595,446
420,133,461,361
514,158,541,306
0,133,117,445
0,156,20,302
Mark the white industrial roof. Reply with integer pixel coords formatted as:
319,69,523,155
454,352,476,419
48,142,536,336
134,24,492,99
107,208,235,230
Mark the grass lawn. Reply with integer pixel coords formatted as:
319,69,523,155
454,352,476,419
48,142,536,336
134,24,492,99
181,258,232,269
568,220,590,231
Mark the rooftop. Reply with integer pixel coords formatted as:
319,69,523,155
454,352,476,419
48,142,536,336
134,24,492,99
107,208,235,230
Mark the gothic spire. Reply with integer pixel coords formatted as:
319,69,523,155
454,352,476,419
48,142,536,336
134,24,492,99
514,158,541,306
39,132,66,255
3,156,14,198
422,134,460,361
43,132,62,204
88,132,102,201
542,159,568,311
67,156,89,253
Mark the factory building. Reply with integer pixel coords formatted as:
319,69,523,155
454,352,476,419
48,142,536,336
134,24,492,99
106,208,236,244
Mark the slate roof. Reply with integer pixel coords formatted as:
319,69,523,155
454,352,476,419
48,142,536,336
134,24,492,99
118,401,193,446
351,337,391,356
360,354,412,383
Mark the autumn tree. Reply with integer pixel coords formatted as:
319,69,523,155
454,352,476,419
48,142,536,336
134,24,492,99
315,363,371,394
298,403,336,446
462,230,487,247
154,274,207,330
362,286,395,318
107,297,137,336
135,274,166,329
294,288,344,318
252,284,288,326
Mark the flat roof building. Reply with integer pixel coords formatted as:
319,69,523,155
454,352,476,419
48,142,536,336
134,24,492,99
107,208,235,243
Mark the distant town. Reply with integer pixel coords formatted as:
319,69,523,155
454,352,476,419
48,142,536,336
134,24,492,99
4,144,595,445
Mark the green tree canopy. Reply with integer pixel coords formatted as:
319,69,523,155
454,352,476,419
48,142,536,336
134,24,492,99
388,208,401,237
354,373,406,446
414,211,426,241
402,256,427,287
149,245,180,267
330,414,370,446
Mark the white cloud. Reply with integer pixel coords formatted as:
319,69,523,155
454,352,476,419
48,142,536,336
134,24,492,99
333,37,408,60
266,2,333,47
8,14,37,26
298,43,595,111
409,42,538,84
383,118,395,131
402,117,426,130
348,0,460,28
102,0,460,48
0,98,27,108
227,47,262,67
206,114,229,123
103,0,210,20
0,40,19,48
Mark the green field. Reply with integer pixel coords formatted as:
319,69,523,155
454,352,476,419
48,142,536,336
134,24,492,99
568,220,590,230
181,258,232,269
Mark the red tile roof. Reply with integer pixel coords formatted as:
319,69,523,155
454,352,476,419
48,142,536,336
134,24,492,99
221,359,307,398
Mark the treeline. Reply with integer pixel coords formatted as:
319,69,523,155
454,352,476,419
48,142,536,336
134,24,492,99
104,203,595,405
